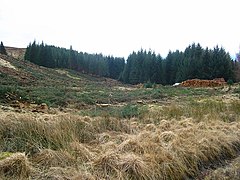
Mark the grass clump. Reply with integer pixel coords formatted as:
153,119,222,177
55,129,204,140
233,85,240,94
92,117,130,133
121,104,141,119
79,104,148,120
31,149,75,168
93,151,121,178
144,81,155,88
0,114,97,153
69,142,94,162
118,153,153,180
153,98,239,122
118,138,145,154
227,79,234,86
0,153,31,179
0,152,13,160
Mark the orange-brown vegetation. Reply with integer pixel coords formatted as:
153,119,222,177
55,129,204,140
180,78,226,87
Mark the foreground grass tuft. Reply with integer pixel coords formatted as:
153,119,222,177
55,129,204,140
0,108,239,179
0,153,31,179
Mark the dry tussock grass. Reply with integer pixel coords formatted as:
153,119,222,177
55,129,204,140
91,116,131,133
91,117,239,179
158,119,172,131
93,151,121,178
0,153,31,179
118,138,145,154
72,172,95,180
98,132,111,143
118,153,153,180
0,103,240,179
31,149,75,168
129,121,140,133
160,131,177,143
32,166,95,180
69,141,95,162
144,123,157,131
99,141,118,152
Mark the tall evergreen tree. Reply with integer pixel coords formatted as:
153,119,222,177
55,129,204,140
24,42,31,61
68,45,76,70
121,52,135,83
29,41,38,64
151,55,163,84
165,51,178,84
234,49,240,82
0,41,7,55
201,48,212,79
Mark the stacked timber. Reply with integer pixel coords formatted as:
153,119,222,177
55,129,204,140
180,78,226,87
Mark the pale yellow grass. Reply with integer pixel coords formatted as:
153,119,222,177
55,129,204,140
0,57,17,70
0,104,239,179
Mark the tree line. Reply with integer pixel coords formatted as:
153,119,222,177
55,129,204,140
22,41,239,84
121,43,235,84
24,41,125,79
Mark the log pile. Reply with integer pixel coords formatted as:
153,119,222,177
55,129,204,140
180,78,226,87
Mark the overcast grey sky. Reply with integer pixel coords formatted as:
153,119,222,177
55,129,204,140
0,0,239,58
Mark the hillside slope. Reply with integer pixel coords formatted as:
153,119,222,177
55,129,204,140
0,53,127,107
5,46,26,60
0,53,240,179
0,53,116,85
1,53,239,108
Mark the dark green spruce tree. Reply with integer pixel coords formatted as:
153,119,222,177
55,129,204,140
0,41,7,55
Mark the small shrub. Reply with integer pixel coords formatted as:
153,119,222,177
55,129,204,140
120,104,148,119
121,104,140,119
227,79,234,86
77,93,95,105
0,73,7,78
144,81,153,88
163,104,184,119
0,85,29,103
151,89,165,99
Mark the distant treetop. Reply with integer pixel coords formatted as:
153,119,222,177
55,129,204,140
0,41,7,55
